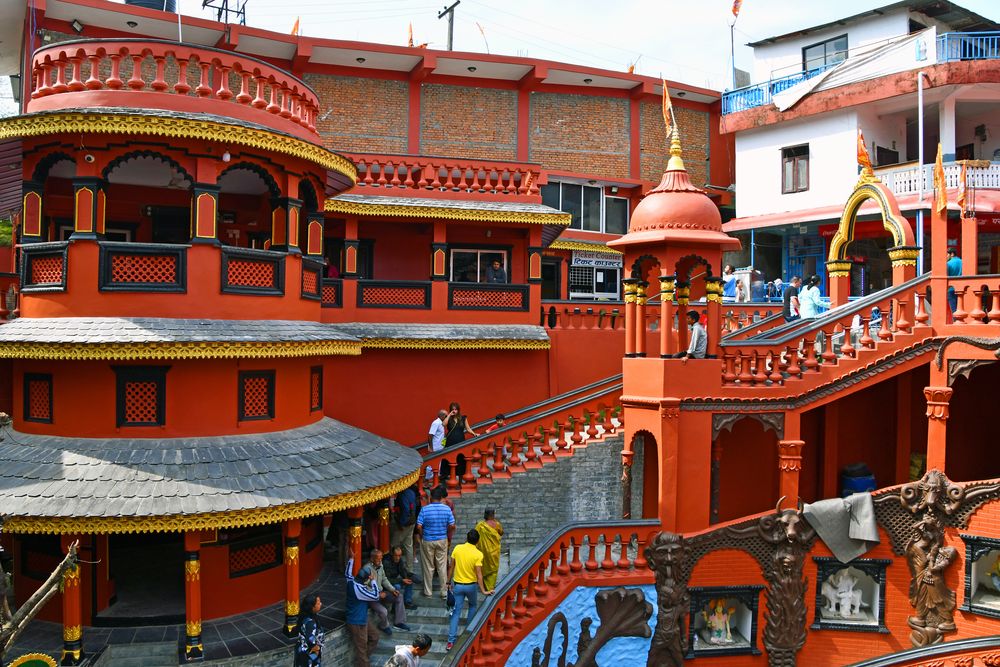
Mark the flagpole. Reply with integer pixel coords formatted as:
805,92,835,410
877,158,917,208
731,21,736,90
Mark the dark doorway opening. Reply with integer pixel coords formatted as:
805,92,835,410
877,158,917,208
151,206,191,244
541,258,561,300
96,532,185,626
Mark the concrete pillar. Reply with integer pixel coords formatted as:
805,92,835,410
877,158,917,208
659,275,676,357
939,96,957,161
924,386,953,472
183,531,203,661
826,260,852,308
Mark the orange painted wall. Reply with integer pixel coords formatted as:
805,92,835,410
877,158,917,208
200,541,284,619
947,361,1000,483
14,357,324,438
716,420,779,523
547,328,624,394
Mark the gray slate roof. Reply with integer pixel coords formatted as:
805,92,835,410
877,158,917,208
0,418,420,519
330,322,549,342
0,318,359,344
331,193,568,217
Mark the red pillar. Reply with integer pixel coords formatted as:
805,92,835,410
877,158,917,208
635,281,648,357
961,214,978,278
659,275,676,357
675,283,690,352
60,535,83,666
930,205,949,329
305,212,324,257
347,506,363,575
183,531,203,661
378,502,391,552
826,260,852,308
623,279,637,357
21,181,44,242
191,183,220,244
705,277,724,357
889,248,919,286
924,386,952,472
71,177,105,239
777,440,805,509
284,519,302,636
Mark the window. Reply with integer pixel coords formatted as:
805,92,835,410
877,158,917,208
541,182,629,234
781,145,809,194
802,34,848,72
569,266,621,300
310,365,323,412
114,366,168,427
449,249,507,282
23,373,53,424
811,557,891,632
238,370,276,421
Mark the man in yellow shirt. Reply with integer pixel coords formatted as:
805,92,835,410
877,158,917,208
445,529,494,650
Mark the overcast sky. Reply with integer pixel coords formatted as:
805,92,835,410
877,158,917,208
174,0,1000,90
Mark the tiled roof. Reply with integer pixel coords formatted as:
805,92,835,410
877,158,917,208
331,322,549,342
0,318,359,344
330,193,568,217
0,418,420,520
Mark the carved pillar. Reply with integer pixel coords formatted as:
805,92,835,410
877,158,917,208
675,282,690,353
21,181,44,243
705,277,724,357
924,386,953,472
71,177,106,239
777,440,805,509
191,183,220,244
305,212,324,257
635,280,648,357
183,531,203,661
659,275,676,357
659,399,682,530
270,197,302,254
826,260,852,308
710,439,723,524
889,246,920,287
60,535,83,666
623,279,638,357
377,501,391,552
347,506,363,575
284,519,302,636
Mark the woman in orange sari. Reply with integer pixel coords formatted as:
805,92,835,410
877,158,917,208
475,508,503,590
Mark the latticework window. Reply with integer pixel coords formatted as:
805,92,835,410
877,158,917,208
310,366,322,412
239,370,275,421
23,373,53,423
110,254,177,284
229,537,282,577
29,255,64,284
114,366,168,427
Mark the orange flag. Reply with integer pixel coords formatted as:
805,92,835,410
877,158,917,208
732,0,743,18
407,22,414,47
290,17,300,36
957,160,968,216
661,79,673,140
933,143,947,212
857,129,873,173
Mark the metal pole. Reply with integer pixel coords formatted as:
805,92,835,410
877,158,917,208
917,70,926,274
438,1,460,51
731,22,737,89
750,228,756,268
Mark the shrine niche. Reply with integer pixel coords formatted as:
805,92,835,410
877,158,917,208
960,534,1000,619
687,586,763,657
811,558,890,632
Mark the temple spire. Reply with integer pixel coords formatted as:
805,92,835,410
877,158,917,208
667,125,685,172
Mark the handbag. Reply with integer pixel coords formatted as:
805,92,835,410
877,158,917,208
446,588,456,614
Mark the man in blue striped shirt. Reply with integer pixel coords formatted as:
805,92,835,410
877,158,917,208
415,486,455,598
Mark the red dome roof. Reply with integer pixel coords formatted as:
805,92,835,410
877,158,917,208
628,168,723,235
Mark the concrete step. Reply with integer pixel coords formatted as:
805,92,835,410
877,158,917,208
98,641,179,667
368,594,472,667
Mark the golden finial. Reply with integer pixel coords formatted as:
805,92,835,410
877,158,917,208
666,125,685,171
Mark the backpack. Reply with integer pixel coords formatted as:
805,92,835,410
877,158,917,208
396,489,417,527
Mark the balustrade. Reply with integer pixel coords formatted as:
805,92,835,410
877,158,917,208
540,302,624,330
20,242,68,293
98,242,187,293
346,154,541,199
220,247,285,296
449,283,529,311
948,276,1000,325
300,258,323,301
321,278,343,308
29,40,319,137
357,280,431,309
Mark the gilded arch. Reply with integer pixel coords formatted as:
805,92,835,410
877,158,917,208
827,179,919,267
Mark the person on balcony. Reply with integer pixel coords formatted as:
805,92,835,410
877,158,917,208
672,311,707,360
947,248,962,312
722,265,737,302
486,259,507,283
445,528,495,651
474,508,504,590
782,276,802,322
799,275,824,320
415,486,455,600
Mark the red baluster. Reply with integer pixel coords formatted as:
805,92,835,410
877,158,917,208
151,55,167,92
501,595,517,639
266,80,280,113
85,54,103,90
840,322,856,357
803,336,819,370
752,351,767,384
252,75,267,108
723,354,737,384
462,450,478,490
512,583,528,618
523,573,539,608
279,88,292,118
569,537,583,573
556,542,570,577
492,440,510,479
508,437,525,473
617,534,631,569
737,352,752,383
821,328,837,363
767,351,783,384
539,426,555,462
389,162,402,187
50,59,68,94
127,54,145,90
446,455,460,492
195,61,212,96
953,287,968,323
989,292,1000,325
533,562,548,599
546,552,562,587
858,316,875,349
877,311,892,340
522,432,540,469
584,536,599,572
216,65,233,100
67,56,84,91
896,299,912,333
107,54,124,89
786,345,801,376
600,536,615,570
586,411,599,440
570,418,583,449
173,58,191,95
634,533,648,569
555,422,570,457
236,69,251,104
477,446,492,483
969,289,987,324
914,291,929,325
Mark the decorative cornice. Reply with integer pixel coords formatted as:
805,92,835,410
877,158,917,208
548,240,623,255
2,470,420,535
888,246,921,267
325,199,571,226
0,112,357,179
0,340,362,360
359,338,549,351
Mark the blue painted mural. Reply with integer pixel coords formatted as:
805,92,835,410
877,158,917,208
507,585,657,666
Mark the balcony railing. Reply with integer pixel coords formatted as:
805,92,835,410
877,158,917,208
98,242,187,293
20,242,68,293
357,280,431,309
876,161,1000,196
321,278,343,308
346,153,542,201
300,258,323,301
28,39,319,139
937,31,1000,62
220,247,285,296
721,62,837,114
448,282,529,311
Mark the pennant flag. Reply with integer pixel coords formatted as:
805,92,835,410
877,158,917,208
661,79,673,141
957,160,968,216
290,17,300,36
627,63,635,74
857,129,873,173
408,22,414,47
933,143,947,213
732,0,743,18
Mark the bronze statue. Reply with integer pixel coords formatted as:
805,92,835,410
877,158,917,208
644,531,690,667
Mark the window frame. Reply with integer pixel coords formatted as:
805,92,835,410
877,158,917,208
309,365,323,413
113,365,169,428
568,265,621,300
23,372,53,424
541,181,628,235
238,369,276,422
781,145,810,194
604,195,630,236
801,33,848,72
447,246,511,283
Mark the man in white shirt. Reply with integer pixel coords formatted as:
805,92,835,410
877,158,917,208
674,311,707,360
426,409,446,480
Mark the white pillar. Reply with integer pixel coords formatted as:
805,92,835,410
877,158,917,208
939,95,957,161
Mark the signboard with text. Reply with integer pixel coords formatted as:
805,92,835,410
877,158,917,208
571,250,623,268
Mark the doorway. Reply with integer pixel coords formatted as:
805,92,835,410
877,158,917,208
96,532,185,625
151,206,191,244
541,258,561,300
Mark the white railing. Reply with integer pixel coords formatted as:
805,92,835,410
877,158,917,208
875,161,1000,196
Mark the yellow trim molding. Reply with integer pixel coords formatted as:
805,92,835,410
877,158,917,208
0,340,362,361
360,338,550,351
325,199,571,226
888,246,921,267
3,470,420,535
828,183,909,263
548,240,623,255
0,112,357,180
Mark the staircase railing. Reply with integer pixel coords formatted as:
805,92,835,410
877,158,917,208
846,634,1000,666
420,379,623,498
948,274,1000,325
718,274,932,389
443,518,661,667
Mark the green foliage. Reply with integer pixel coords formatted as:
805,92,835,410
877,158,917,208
0,219,12,247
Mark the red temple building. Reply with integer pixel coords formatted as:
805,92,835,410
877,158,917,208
2,1,1000,667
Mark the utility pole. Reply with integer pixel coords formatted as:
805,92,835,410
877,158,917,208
438,1,460,51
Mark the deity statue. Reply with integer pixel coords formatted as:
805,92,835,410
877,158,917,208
701,598,735,644
990,553,1000,592
821,569,863,618
644,531,690,667
906,514,957,646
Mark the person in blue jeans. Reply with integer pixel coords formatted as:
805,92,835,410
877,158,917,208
445,529,494,651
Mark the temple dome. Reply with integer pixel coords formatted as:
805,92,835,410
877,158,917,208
627,167,722,234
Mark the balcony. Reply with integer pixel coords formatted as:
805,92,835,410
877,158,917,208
28,39,319,142
875,160,1000,197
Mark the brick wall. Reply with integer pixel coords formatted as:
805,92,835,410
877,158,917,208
640,101,710,187
304,75,408,154
420,84,517,160
529,93,630,179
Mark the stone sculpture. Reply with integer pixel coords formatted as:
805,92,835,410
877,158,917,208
644,531,690,667
821,569,863,618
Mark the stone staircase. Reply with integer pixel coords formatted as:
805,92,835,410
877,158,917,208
368,594,462,667
90,641,179,667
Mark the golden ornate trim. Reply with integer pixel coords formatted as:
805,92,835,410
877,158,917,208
186,621,202,637
185,560,201,579
0,340,362,361
349,525,362,540
826,259,853,278
828,183,908,262
3,470,421,535
62,625,82,642
285,545,300,563
548,240,623,255
377,507,390,523
9,653,58,667
888,246,921,267
0,112,357,180
325,199,571,226
359,338,549,351
285,600,300,616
